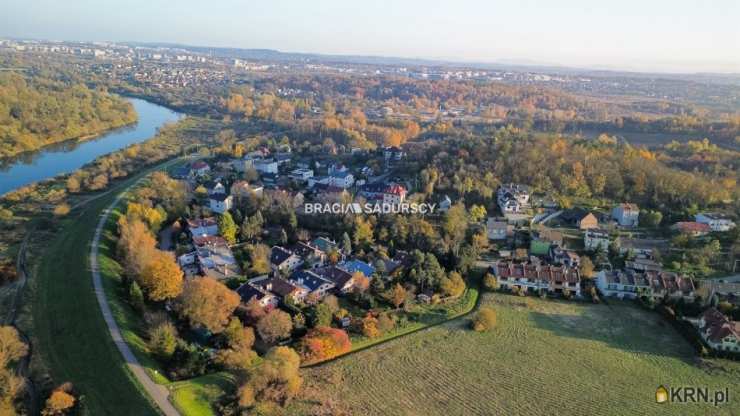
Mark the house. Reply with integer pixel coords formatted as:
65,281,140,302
328,170,355,189
204,180,226,196
612,203,640,227
549,246,581,268
339,260,375,279
672,221,711,237
236,283,279,308
492,260,581,297
252,276,308,304
289,168,314,182
584,229,610,251
270,246,303,273
596,270,695,301
695,213,736,232
497,183,530,214
230,181,264,199
186,217,218,237
560,208,599,230
486,218,508,241
180,235,241,280
315,266,356,293
625,257,662,272
190,161,211,178
254,158,279,174
209,194,233,214
383,146,406,162
438,195,452,212
312,237,340,254
359,183,407,205
697,308,739,352
291,241,328,268
288,270,335,302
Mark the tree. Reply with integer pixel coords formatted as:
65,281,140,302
310,303,333,328
53,203,71,217
148,321,178,360
483,273,499,291
217,346,258,371
298,327,351,364
247,244,271,276
237,346,302,408
256,309,293,343
352,272,370,293
361,315,380,338
639,209,663,228
42,388,76,416
469,205,487,223
0,326,28,369
222,317,255,351
117,219,157,278
177,277,240,333
128,281,145,313
472,307,497,332
353,217,374,247
580,257,595,279
139,250,184,302
440,271,466,297
389,284,407,308
218,212,238,244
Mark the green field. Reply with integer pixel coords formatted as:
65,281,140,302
32,181,161,415
294,293,740,416
31,159,187,415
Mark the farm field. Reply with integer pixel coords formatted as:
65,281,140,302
293,293,740,416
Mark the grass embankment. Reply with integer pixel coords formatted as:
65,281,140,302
32,173,167,415
295,292,740,416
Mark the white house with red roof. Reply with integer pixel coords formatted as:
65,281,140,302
698,307,739,352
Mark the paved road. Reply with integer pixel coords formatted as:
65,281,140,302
90,178,181,416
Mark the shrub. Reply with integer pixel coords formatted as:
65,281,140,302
298,326,351,364
483,273,498,291
472,307,497,332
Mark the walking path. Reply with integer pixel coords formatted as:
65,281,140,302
90,174,181,416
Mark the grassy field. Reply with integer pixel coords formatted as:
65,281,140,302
169,373,236,416
32,181,161,415
293,293,740,416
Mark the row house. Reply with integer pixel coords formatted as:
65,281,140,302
289,270,336,303
492,260,581,297
596,270,695,301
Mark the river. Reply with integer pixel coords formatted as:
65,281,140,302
0,98,183,196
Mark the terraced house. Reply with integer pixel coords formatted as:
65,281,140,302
595,270,696,302
492,260,581,297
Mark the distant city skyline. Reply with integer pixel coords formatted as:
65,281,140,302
3,0,739,74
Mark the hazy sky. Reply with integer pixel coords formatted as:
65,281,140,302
3,0,739,73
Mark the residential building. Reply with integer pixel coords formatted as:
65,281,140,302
231,181,264,198
236,283,279,308
359,183,407,205
254,158,278,174
497,183,530,214
204,180,226,196
328,170,355,189
289,168,314,181
612,203,640,227
697,308,739,352
291,241,328,268
549,246,581,268
560,208,599,230
625,257,662,272
695,213,736,232
288,270,336,302
492,260,581,297
383,146,406,162
672,221,711,237
190,161,211,178
179,235,240,280
584,229,610,251
618,238,667,257
209,194,233,214
186,217,218,237
596,270,695,301
252,276,308,304
339,260,375,278
270,246,303,273
315,266,356,293
486,218,508,241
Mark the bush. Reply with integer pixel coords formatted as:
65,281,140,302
472,307,497,332
483,273,498,291
298,326,351,364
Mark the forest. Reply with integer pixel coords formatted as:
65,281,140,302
0,71,137,158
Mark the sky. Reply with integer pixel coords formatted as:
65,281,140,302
2,0,739,73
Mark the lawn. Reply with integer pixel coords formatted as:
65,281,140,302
170,373,237,416
293,292,740,416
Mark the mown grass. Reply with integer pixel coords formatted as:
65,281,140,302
32,180,160,415
294,292,740,416
170,373,237,416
